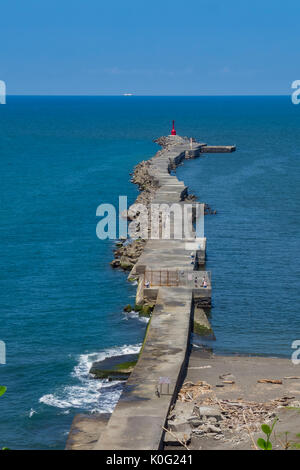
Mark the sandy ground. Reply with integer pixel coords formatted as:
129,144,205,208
66,349,300,450
164,349,300,450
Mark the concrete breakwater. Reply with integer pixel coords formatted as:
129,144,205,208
66,134,235,450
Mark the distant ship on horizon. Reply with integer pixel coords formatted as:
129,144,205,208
123,93,133,96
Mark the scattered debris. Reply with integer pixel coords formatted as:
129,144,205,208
189,365,212,370
257,379,283,384
178,381,212,401
287,399,299,407
219,373,235,380
164,380,296,447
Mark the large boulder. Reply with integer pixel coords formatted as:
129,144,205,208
110,259,121,268
120,256,134,271
196,405,222,420
89,354,138,380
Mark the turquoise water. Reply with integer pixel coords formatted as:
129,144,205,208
0,96,299,449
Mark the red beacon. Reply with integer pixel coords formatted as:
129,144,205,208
171,120,176,135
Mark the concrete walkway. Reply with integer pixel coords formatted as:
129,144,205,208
95,287,193,450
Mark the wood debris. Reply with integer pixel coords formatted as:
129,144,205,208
178,381,212,401
176,380,294,439
257,379,282,384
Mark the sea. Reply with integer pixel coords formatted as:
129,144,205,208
0,96,299,449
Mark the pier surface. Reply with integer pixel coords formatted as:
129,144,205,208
95,287,192,450
94,135,234,450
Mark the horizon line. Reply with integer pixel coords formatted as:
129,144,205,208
5,93,291,97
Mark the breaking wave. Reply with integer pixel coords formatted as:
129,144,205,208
122,310,150,324
39,343,141,413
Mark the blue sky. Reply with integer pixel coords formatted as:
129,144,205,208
0,0,298,95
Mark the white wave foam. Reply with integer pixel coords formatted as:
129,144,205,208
29,408,37,418
139,316,150,324
123,310,150,324
39,343,141,412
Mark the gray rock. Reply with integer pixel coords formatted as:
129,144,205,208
169,419,191,435
206,424,222,434
196,406,222,421
187,417,203,428
171,401,196,420
192,428,206,436
110,259,121,268
89,353,138,380
192,423,223,436
290,400,300,408
164,429,191,446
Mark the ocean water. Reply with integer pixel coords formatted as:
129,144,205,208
0,96,299,449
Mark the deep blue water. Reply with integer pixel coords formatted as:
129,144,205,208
0,96,299,449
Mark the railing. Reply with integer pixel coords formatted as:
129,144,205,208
144,270,179,287
144,269,211,288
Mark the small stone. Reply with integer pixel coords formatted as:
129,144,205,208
197,406,222,421
169,420,191,435
207,416,217,424
290,400,300,408
123,304,132,312
206,424,222,434
120,256,134,270
192,428,205,436
187,417,203,428
110,259,120,268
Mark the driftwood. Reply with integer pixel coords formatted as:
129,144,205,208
257,379,282,384
242,410,258,450
177,380,293,436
